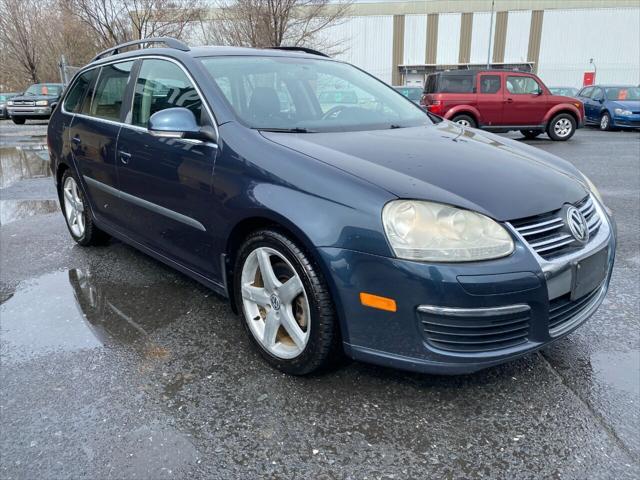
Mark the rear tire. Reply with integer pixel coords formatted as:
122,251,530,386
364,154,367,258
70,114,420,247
547,113,576,141
599,112,612,131
11,117,25,125
520,129,543,139
60,169,109,246
451,114,477,128
234,229,341,375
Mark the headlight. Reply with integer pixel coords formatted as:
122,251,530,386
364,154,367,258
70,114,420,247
7,100,14,106
382,200,514,262
35,100,49,106
614,108,632,116
582,174,603,204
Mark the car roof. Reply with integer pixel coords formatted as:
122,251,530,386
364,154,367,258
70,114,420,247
88,44,331,68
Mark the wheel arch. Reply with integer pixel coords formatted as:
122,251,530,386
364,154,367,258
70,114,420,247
445,105,482,124
544,104,581,127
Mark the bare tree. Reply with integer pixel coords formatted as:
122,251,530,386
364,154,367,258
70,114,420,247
200,0,352,53
0,0,46,85
66,0,205,48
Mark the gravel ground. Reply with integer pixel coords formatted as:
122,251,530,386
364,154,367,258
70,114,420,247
1,119,638,479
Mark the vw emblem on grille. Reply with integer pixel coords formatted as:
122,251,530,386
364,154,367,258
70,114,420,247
566,206,589,244
270,294,281,311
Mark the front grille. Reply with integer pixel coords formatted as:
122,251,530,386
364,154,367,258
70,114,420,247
510,195,601,259
12,100,35,106
548,284,603,333
418,306,531,353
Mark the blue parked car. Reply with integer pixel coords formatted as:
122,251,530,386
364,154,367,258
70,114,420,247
48,38,616,375
577,84,640,130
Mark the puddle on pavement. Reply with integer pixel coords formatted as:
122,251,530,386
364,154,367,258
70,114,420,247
0,144,57,224
0,144,50,188
590,350,640,396
0,199,59,225
0,268,188,364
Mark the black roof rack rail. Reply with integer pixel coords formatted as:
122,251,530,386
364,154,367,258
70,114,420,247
91,37,190,62
269,46,329,58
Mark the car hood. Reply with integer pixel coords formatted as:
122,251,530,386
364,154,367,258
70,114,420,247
261,122,588,221
608,100,640,110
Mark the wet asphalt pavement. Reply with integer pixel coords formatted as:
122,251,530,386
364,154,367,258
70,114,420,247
0,119,638,479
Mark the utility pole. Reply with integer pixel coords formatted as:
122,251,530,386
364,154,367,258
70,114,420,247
486,0,495,69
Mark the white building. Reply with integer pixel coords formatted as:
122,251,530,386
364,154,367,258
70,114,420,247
320,0,640,87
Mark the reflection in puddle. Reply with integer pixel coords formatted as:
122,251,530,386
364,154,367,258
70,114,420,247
0,145,50,188
591,350,640,396
1,268,185,364
0,199,59,225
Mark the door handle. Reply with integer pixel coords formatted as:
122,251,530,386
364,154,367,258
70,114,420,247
505,98,514,103
119,151,131,165
71,136,81,145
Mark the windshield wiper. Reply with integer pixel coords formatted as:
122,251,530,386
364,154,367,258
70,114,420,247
389,124,404,129
258,127,314,133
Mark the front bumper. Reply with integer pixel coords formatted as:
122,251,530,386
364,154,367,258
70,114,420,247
8,106,52,118
612,114,640,129
319,199,616,375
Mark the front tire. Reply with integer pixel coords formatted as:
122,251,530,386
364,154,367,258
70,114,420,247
599,112,612,131
234,229,341,375
451,114,477,128
60,169,108,246
520,129,543,139
547,113,576,141
11,117,25,125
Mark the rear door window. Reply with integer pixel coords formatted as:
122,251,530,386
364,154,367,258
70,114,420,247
85,61,134,121
63,70,97,113
131,59,207,127
479,75,501,94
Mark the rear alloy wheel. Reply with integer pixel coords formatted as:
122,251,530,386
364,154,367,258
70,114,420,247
599,112,612,131
60,169,108,246
11,117,25,125
520,129,543,139
235,230,340,375
451,114,476,128
547,113,576,141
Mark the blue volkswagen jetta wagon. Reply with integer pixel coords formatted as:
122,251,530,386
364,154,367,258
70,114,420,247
48,38,616,375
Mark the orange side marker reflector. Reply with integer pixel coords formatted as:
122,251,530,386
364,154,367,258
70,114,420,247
360,292,397,312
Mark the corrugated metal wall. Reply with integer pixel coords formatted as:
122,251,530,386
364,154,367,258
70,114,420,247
537,8,640,86
469,11,496,64
504,10,532,63
436,13,461,64
323,16,394,83
404,14,427,65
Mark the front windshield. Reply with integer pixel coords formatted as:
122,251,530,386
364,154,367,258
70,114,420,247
24,84,62,96
605,86,640,101
200,56,430,132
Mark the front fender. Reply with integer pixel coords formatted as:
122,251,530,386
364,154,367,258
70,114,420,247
543,103,583,125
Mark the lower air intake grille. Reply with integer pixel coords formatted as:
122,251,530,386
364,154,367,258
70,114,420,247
548,284,603,333
418,305,531,353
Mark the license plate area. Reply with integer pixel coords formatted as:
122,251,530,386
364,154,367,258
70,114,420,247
571,248,608,300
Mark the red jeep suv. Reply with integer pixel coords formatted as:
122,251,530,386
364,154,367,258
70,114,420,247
421,70,584,141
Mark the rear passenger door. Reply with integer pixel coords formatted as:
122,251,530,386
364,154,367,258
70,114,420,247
115,58,219,278
476,74,502,126
69,61,135,226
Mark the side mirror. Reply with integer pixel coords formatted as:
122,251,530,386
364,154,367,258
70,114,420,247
148,107,217,143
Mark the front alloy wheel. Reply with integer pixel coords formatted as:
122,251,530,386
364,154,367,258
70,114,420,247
600,112,612,131
234,229,341,375
547,113,576,141
240,246,310,359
